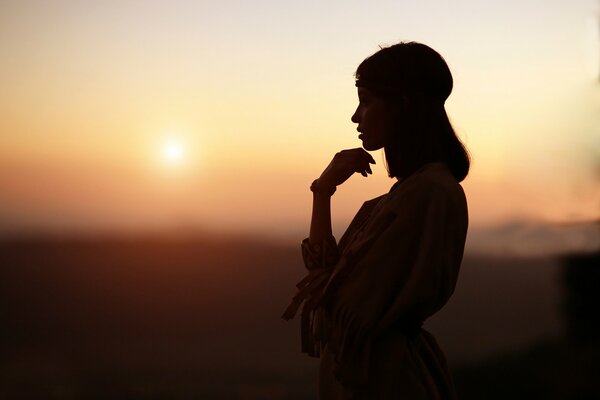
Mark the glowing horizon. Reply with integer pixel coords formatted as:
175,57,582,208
0,0,598,238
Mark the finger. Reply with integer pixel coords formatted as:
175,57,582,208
356,148,376,164
359,159,373,174
356,162,372,177
364,151,376,164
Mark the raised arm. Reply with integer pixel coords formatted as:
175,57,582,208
309,148,376,245
282,148,376,325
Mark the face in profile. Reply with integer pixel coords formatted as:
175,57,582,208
351,87,391,151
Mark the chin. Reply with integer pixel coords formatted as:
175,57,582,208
361,141,384,152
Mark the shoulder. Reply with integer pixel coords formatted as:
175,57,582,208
388,162,467,213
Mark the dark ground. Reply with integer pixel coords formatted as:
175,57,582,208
0,234,595,399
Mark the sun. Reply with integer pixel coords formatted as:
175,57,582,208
154,132,200,172
161,138,185,165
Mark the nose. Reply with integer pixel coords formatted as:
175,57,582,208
351,105,360,124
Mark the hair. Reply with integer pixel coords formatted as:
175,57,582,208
355,42,470,182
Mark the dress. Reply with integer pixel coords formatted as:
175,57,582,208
282,162,468,399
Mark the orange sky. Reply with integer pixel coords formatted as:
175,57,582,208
0,0,598,237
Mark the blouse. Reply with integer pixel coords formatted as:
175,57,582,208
282,162,468,399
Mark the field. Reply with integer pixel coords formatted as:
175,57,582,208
0,234,570,398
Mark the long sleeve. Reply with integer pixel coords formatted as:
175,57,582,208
280,236,339,355
282,236,339,319
301,236,340,270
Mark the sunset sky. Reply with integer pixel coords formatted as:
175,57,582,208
0,0,599,239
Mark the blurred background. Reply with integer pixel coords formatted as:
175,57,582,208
0,0,599,398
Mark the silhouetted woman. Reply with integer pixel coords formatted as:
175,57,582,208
282,42,469,399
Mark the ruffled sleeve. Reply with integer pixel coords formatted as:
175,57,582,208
281,236,340,356
281,195,386,357
300,236,340,270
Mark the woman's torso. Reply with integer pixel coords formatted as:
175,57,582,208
317,162,468,399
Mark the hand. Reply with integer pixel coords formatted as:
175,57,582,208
317,148,376,189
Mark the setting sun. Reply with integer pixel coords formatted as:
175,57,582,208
161,138,185,166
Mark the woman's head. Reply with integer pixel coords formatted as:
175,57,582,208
352,42,470,182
